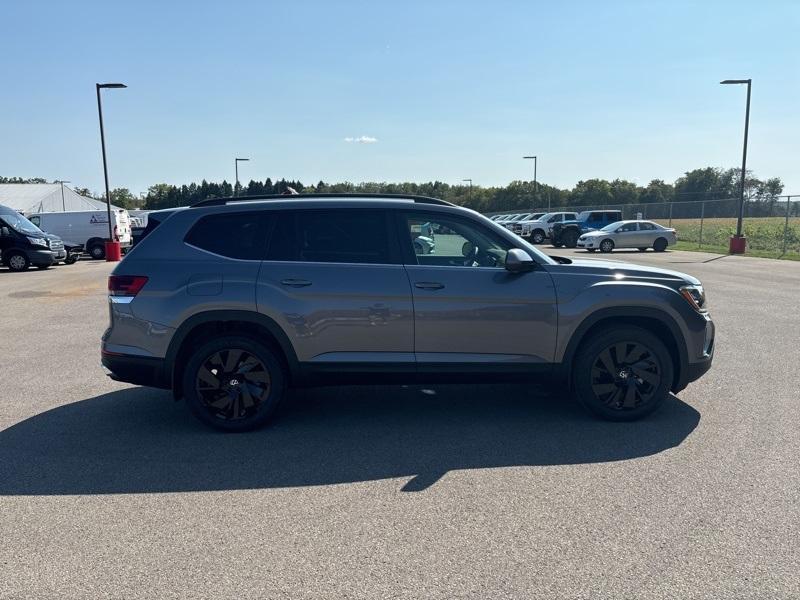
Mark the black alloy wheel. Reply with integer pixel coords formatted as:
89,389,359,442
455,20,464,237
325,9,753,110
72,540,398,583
532,230,546,244
589,341,662,411
572,326,673,421
183,336,286,431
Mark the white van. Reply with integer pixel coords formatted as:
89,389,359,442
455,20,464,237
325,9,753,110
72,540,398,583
26,209,132,260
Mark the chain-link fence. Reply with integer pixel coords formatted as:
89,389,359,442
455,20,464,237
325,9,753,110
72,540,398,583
490,196,800,258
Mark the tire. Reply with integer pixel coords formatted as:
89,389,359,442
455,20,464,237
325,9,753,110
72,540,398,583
5,252,30,272
65,254,78,265
532,230,546,244
182,335,287,432
572,326,674,421
653,238,668,252
599,239,615,253
637,247,647,252
563,229,580,248
89,244,105,260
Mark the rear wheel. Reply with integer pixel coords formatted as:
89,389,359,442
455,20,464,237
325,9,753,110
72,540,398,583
653,238,668,252
563,229,579,248
182,335,286,432
89,243,105,260
6,252,30,272
599,239,615,253
572,326,673,421
532,230,546,244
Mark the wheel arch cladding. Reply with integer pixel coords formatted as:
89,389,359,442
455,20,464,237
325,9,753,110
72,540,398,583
166,310,299,399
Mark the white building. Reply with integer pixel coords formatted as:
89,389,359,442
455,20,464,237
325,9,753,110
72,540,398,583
0,183,120,213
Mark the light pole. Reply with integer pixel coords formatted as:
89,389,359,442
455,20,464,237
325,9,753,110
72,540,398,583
523,156,545,210
54,180,70,211
96,82,127,261
462,178,472,203
235,158,250,196
720,78,752,254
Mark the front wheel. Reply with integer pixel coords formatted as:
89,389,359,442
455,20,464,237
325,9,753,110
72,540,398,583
532,230,546,244
572,326,673,421
182,336,287,432
599,239,615,253
5,252,30,272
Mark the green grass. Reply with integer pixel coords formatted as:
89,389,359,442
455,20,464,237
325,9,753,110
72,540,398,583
669,217,800,260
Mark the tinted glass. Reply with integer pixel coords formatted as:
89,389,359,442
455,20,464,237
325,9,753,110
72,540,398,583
272,210,390,264
185,212,266,260
618,222,638,232
639,222,657,231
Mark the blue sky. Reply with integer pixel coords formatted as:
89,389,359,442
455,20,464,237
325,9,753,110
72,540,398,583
1,0,798,195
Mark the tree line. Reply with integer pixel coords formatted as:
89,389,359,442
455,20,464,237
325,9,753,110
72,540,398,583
2,168,792,217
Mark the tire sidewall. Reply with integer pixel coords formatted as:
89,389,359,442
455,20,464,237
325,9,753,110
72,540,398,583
90,244,105,260
6,252,29,272
532,230,545,244
600,239,614,253
572,326,674,421
654,238,667,252
182,335,286,432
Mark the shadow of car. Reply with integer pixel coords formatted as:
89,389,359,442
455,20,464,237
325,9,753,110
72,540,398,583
0,384,699,494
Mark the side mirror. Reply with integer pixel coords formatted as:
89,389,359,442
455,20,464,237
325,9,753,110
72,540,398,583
0,226,10,238
505,248,535,273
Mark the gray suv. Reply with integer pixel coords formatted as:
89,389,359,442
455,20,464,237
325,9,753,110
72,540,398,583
102,194,714,431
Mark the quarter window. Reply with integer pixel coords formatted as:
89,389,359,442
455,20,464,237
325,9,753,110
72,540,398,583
185,212,266,260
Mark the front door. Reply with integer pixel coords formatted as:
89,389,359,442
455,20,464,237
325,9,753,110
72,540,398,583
399,212,558,368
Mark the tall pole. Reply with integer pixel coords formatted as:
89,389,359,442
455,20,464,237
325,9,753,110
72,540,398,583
737,80,752,238
235,158,250,196
462,179,472,203
96,85,113,242
523,156,538,209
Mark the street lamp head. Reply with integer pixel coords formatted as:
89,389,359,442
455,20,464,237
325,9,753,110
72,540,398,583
720,79,751,85
97,83,127,89
236,158,250,162
523,156,536,159
462,178,472,183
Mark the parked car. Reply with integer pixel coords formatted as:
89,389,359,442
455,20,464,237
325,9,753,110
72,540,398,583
26,209,132,260
520,212,579,244
0,204,55,271
102,193,714,432
578,220,677,253
551,210,624,248
510,212,547,235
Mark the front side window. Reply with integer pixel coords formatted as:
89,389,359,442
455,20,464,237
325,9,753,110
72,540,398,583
1,211,42,235
185,212,267,260
617,222,638,232
405,213,513,268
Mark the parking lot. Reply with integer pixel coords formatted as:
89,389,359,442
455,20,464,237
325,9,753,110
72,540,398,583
1,249,799,599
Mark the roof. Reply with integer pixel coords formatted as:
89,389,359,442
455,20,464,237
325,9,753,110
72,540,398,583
0,184,121,213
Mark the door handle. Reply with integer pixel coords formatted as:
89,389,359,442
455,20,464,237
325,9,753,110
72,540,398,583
414,281,445,290
280,278,312,288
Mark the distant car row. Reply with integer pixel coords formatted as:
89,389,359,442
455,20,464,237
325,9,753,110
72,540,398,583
0,204,133,271
489,210,676,253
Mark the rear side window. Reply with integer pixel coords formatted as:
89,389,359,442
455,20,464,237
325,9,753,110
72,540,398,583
267,210,391,264
185,212,266,260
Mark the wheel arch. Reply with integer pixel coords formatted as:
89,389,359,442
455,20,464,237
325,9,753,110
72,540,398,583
560,307,688,392
165,310,299,399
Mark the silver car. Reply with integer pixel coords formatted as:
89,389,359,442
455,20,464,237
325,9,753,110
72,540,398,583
577,220,677,253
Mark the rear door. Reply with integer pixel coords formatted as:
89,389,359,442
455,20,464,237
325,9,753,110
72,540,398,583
399,211,558,369
256,209,414,366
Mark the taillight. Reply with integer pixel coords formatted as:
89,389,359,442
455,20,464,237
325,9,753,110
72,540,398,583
108,275,148,296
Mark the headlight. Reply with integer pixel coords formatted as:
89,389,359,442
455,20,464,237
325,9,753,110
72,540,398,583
27,236,47,247
679,285,707,312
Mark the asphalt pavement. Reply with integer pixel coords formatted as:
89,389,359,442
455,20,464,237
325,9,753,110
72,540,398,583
1,249,798,599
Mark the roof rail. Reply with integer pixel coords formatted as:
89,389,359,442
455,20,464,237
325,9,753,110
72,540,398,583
189,192,454,209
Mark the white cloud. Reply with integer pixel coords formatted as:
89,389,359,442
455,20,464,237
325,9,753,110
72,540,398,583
344,135,378,144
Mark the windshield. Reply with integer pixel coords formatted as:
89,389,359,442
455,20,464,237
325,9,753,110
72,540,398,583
1,211,44,236
600,221,625,232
